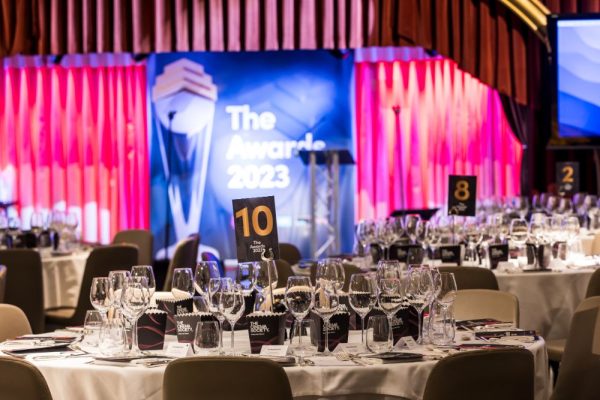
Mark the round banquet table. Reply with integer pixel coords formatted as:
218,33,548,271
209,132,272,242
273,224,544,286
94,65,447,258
495,268,594,340
41,251,90,309
16,331,550,400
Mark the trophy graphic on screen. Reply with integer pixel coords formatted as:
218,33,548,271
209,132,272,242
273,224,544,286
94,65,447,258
152,59,217,258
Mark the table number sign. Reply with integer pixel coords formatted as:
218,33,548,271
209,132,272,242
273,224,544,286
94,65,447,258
556,162,579,195
488,244,509,270
439,245,462,265
232,196,280,262
448,175,477,216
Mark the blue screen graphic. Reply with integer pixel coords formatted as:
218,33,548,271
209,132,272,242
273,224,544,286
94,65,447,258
557,19,600,138
147,51,355,260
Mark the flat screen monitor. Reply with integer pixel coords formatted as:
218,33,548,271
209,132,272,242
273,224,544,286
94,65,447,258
549,14,600,147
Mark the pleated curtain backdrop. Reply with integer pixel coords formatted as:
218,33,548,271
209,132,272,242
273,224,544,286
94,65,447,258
0,56,149,243
355,57,523,219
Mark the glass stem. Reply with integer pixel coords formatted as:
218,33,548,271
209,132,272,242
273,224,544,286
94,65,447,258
361,316,365,344
324,318,330,354
417,310,423,345
387,315,394,347
218,320,223,355
132,318,139,353
230,321,236,354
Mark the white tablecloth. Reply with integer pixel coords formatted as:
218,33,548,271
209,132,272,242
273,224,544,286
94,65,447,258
496,269,594,340
18,331,550,400
42,251,89,309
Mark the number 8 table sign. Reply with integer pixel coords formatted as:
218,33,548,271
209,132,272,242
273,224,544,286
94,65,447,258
448,175,477,217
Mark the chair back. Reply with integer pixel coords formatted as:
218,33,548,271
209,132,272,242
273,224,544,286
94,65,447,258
163,235,200,291
0,249,44,333
437,266,499,290
279,243,301,266
68,244,138,326
585,269,600,298
0,304,32,341
423,348,534,400
0,357,53,400
0,264,7,302
552,296,600,400
163,357,292,400
454,289,519,326
274,259,294,289
112,229,154,266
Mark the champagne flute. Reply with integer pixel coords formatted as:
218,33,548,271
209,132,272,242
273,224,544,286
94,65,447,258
194,261,221,299
313,281,339,355
285,276,314,361
120,276,150,355
405,267,434,344
316,258,345,291
90,277,111,319
378,278,405,346
171,268,194,299
131,265,156,298
348,274,378,343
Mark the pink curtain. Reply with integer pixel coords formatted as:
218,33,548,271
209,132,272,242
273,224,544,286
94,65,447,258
0,56,149,243
355,57,523,220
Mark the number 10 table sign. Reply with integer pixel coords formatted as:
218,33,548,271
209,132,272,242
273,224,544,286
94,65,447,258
232,196,280,262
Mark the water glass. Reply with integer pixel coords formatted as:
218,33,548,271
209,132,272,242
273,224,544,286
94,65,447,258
82,310,103,348
366,315,392,353
99,317,127,356
428,302,455,346
194,321,220,354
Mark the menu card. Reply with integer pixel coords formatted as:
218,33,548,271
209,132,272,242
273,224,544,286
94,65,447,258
174,312,217,343
363,306,419,344
156,297,194,335
310,307,350,352
137,310,168,350
246,312,286,354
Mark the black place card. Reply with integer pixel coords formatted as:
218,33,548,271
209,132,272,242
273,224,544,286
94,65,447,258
246,312,286,354
556,162,579,195
488,244,509,270
174,312,217,343
232,196,280,262
439,245,462,265
363,306,419,344
156,297,194,335
448,175,477,216
310,308,350,352
137,310,167,350
389,244,424,264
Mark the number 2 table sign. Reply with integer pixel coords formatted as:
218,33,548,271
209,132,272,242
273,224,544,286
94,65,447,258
232,196,280,262
448,175,477,216
556,162,579,195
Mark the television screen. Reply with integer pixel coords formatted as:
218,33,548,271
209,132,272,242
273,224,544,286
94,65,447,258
551,15,600,145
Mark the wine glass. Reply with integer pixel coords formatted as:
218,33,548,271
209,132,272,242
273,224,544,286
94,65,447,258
436,272,457,310
221,282,245,354
7,217,21,246
131,265,156,298
120,276,150,355
108,270,131,310
235,262,256,295
356,220,377,256
348,274,378,343
90,277,111,319
65,211,79,250
208,277,232,355
194,261,221,299
313,281,339,355
405,267,434,344
30,211,44,248
404,214,422,244
376,259,402,284
316,258,345,291
509,218,529,251
285,276,314,357
171,268,194,299
378,278,405,347
376,219,399,259
463,217,483,262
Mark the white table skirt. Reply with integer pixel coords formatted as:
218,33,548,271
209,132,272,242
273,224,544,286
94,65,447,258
496,269,594,340
20,331,550,400
42,251,89,309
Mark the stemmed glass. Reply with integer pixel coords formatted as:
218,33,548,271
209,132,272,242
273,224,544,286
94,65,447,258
313,281,339,355
108,270,131,312
378,278,405,347
254,261,278,312
285,276,314,361
65,212,79,250
7,217,21,247
356,220,377,256
194,261,221,299
90,277,111,319
208,277,232,355
509,219,529,260
376,259,402,283
171,268,194,299
131,265,156,298
422,221,441,260
120,276,151,355
316,258,345,291
563,216,581,262
235,262,256,295
0,213,7,249
376,219,399,260
221,282,245,354
514,197,530,219
405,267,434,344
48,211,65,250
348,274,378,343
435,272,457,344
463,217,483,262
30,211,44,249
404,214,422,244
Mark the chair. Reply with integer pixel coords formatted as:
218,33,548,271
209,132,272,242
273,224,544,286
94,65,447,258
112,229,154,266
584,268,600,298
0,304,32,341
275,259,294,289
163,357,292,400
0,249,45,333
279,243,301,266
437,266,499,290
453,289,519,326
163,235,200,291
423,348,534,400
551,296,600,400
201,251,224,276
0,264,7,302
45,244,138,329
0,357,54,400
